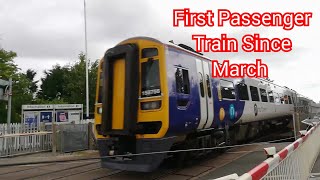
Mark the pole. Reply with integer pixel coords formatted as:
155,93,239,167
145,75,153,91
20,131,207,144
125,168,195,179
7,78,12,127
52,107,56,153
84,0,89,119
293,112,297,140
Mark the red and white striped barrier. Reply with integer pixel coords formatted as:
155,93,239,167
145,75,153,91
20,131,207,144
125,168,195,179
238,122,320,180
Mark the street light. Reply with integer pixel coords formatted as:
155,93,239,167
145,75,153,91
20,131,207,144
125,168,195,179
83,0,89,119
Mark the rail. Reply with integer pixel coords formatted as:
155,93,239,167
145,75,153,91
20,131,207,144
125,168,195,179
238,117,320,180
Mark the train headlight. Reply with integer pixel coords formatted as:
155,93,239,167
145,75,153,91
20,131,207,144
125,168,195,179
98,107,102,114
141,101,161,110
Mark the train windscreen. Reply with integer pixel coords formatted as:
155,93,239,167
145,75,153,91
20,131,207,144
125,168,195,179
141,59,161,97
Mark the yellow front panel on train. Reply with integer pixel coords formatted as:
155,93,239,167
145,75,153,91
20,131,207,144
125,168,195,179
112,58,125,130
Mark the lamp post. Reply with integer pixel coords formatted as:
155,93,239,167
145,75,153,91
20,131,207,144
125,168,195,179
84,0,89,119
6,78,12,126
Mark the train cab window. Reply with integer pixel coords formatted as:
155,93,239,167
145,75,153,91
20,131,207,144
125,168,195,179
288,96,292,104
198,73,204,97
250,86,260,101
142,48,158,58
220,80,235,99
268,91,274,103
259,88,268,102
141,59,161,97
175,68,190,94
206,75,212,98
236,83,249,100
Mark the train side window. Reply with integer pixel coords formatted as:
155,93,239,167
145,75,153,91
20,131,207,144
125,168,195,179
175,68,190,94
198,73,204,97
250,86,260,101
260,88,268,102
279,93,285,104
237,83,249,100
275,93,280,103
220,80,235,99
206,75,212,98
288,95,292,104
268,91,274,103
284,95,289,104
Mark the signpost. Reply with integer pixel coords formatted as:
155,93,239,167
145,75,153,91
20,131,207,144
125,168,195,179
40,111,53,123
21,104,84,154
21,104,83,125
24,111,39,126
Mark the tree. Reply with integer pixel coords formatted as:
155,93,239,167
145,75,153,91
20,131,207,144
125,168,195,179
0,48,34,123
37,65,69,100
0,49,17,79
25,69,38,95
11,73,34,123
37,52,98,114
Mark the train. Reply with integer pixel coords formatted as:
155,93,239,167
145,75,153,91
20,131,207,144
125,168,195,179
94,36,314,172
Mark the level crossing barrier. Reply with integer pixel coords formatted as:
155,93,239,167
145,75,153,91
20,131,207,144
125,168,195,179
238,117,320,180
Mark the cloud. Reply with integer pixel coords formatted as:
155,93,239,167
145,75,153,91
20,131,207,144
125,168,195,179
1,0,320,102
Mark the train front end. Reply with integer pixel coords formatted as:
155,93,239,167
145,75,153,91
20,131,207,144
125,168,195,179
94,37,172,172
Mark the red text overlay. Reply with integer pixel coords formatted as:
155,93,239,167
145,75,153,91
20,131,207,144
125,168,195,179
172,8,313,78
173,9,312,30
212,59,268,78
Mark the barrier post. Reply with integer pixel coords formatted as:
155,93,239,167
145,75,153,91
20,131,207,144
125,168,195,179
52,122,57,154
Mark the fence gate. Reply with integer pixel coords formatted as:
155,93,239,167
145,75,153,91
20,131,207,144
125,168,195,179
57,124,89,153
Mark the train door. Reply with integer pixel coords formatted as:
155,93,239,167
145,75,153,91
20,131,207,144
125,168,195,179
196,59,214,129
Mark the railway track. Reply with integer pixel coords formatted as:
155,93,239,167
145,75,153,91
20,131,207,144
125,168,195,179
0,154,232,180
0,129,293,180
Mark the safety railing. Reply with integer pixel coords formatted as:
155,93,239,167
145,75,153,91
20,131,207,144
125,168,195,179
0,123,39,135
238,118,320,180
0,131,52,157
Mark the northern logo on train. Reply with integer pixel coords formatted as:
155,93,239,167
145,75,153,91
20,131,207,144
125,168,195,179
254,104,258,116
229,104,235,120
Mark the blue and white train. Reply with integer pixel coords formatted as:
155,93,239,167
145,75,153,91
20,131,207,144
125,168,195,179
94,37,309,172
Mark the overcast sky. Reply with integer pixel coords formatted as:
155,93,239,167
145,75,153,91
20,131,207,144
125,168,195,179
0,0,319,102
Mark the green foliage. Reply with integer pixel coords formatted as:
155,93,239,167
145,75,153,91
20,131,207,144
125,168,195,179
25,69,38,94
37,52,98,114
0,48,34,123
37,65,69,100
32,98,67,104
11,73,34,123
0,48,99,123
0,49,18,79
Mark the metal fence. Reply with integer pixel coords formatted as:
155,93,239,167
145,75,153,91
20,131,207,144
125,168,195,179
56,123,90,153
0,123,52,157
0,123,40,135
0,121,94,157
238,118,320,180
